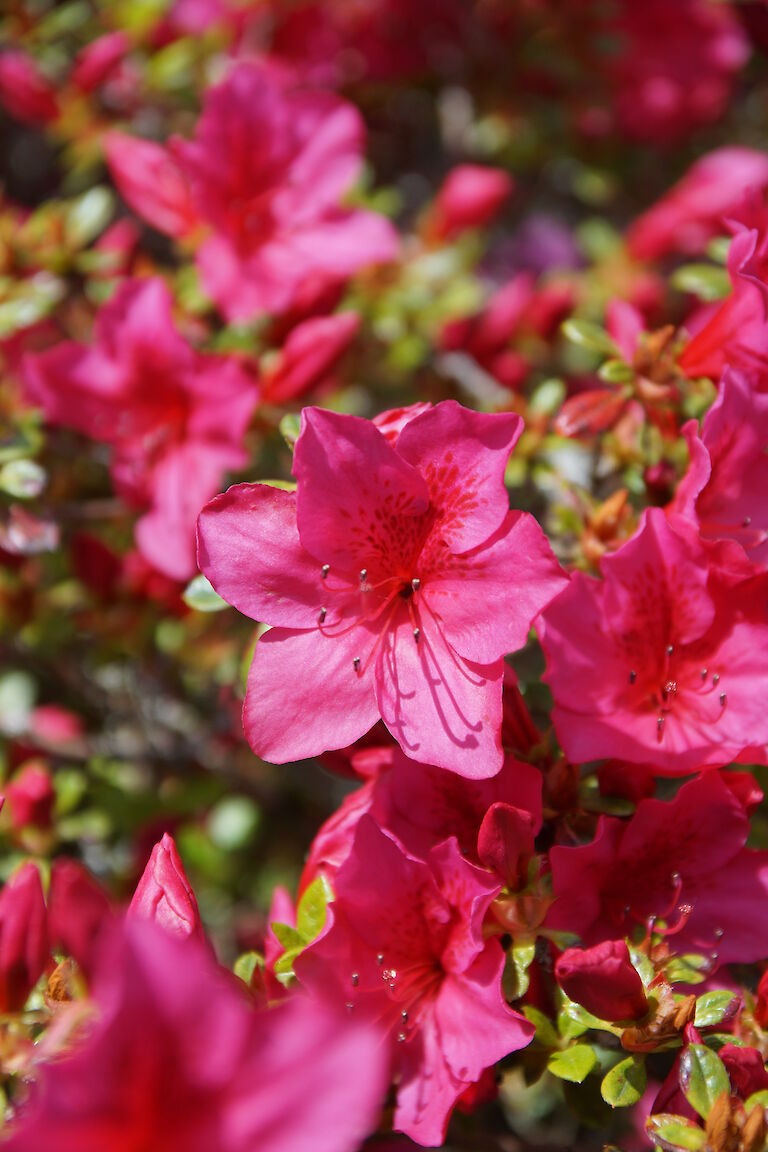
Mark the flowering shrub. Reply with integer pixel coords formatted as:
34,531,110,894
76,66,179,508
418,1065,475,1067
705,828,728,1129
2,2,768,1150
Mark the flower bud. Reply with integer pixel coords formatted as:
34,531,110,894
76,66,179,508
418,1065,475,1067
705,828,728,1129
6,760,55,830
0,862,49,1012
430,165,513,240
555,939,648,1022
128,833,203,941
48,858,113,977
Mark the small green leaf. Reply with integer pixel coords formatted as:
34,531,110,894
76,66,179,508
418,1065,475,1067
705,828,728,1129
296,874,334,941
270,923,304,952
706,236,731,265
208,796,260,851
744,1089,768,1112
561,318,618,356
547,1044,597,1083
523,1006,559,1049
646,1114,706,1152
693,990,737,1029
601,1055,647,1107
0,459,46,499
680,1043,730,1120
273,946,302,986
182,575,229,613
664,953,710,986
529,378,566,416
64,187,114,249
506,939,536,1000
233,952,264,985
671,263,731,302
279,413,301,449
598,358,635,384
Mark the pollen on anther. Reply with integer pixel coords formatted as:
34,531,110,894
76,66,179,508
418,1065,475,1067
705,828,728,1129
376,953,384,966
712,673,720,686
666,644,674,656
657,715,665,740
353,657,361,673
321,564,330,579
397,1032,407,1043
351,972,359,987
318,607,327,623
701,668,708,680
411,578,421,592
401,1010,408,1023
720,692,727,707
359,568,367,583
413,627,420,643
629,670,637,684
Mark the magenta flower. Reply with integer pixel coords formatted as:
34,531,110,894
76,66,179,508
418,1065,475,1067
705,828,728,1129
547,772,768,965
672,368,768,565
0,862,49,1013
107,62,398,322
24,277,256,580
128,834,204,942
3,918,388,1152
198,401,566,776
295,816,533,1145
538,508,768,772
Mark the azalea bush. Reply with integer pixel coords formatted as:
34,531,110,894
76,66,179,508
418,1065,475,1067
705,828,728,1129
3,1,768,1149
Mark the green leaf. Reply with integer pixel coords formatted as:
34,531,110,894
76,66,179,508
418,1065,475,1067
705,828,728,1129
529,378,566,416
598,358,635,384
182,575,229,613
296,874,334,941
208,796,260,851
706,236,731,265
0,671,36,736
279,413,301,450
680,1043,730,1120
270,923,304,952
671,263,731,303
233,952,264,985
745,1089,768,1112
547,1044,597,1083
0,459,46,499
601,1056,647,1107
693,989,737,1029
646,1114,706,1152
64,188,114,249
561,318,618,356
557,997,620,1040
273,946,302,985
506,939,536,1000
664,953,710,986
523,1006,559,1049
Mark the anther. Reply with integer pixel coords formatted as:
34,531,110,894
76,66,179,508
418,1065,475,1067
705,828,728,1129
318,607,327,623
666,645,674,656
321,564,330,579
376,953,384,966
397,1032,407,1043
401,1010,408,1023
714,928,724,940
413,627,420,643
629,670,637,684
346,1002,354,1013
353,657,361,673
720,692,727,707
743,516,752,527
351,973,359,987
411,578,421,592
359,569,367,583
701,668,708,681
712,673,720,686
657,715,665,741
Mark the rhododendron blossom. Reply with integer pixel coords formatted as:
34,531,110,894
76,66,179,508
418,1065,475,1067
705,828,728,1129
539,507,768,772
198,401,566,775
107,62,398,321
672,367,768,564
296,816,534,1145
547,772,768,964
24,277,256,580
3,919,388,1152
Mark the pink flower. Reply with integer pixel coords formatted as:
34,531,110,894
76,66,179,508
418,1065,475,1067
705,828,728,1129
6,760,54,830
24,278,256,580
538,508,768,772
3,918,388,1152
679,214,768,385
296,816,533,1145
108,63,398,321
627,147,768,262
128,834,204,942
302,748,542,887
547,772,768,965
260,312,360,404
198,401,566,775
0,862,49,1012
429,165,513,240
554,940,648,1022
0,51,58,125
71,32,129,94
671,368,768,565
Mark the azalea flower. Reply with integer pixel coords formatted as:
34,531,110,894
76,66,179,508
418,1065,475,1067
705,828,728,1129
197,400,566,776
106,62,398,322
295,816,533,1145
128,834,204,942
548,772,768,966
538,507,768,772
672,367,768,565
3,918,388,1152
24,277,256,580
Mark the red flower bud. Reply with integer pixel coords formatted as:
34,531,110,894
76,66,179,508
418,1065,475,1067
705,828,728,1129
431,165,513,240
128,833,203,941
0,51,58,126
555,939,648,1022
477,802,535,889
6,760,55,830
48,859,113,978
0,862,49,1012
